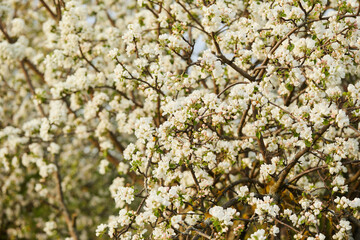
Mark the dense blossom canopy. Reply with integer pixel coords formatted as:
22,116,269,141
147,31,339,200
1,0,360,239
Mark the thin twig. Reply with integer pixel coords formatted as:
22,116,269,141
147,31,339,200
79,44,100,73
217,81,249,97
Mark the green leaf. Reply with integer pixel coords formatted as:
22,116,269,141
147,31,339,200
325,155,332,164
278,10,286,18
287,43,295,51
256,131,262,139
285,83,294,92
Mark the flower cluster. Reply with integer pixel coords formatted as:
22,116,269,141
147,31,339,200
1,0,360,239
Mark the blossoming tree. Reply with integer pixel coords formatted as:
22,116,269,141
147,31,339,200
1,0,360,239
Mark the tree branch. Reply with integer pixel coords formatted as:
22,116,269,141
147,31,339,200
54,157,79,240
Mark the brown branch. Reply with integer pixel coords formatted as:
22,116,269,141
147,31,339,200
188,227,211,239
55,0,62,21
20,60,46,117
287,160,360,185
155,94,161,127
39,0,58,20
145,4,159,18
347,163,360,184
270,124,331,195
89,135,138,179
274,218,299,233
215,178,262,203
106,10,116,27
124,76,165,96
252,104,270,164
54,157,79,240
254,21,312,80
108,131,125,154
79,44,100,73
189,164,201,191
212,33,256,82
23,58,45,84
217,81,249,97
288,166,326,184
116,196,147,237
238,106,250,137
217,54,256,82
175,0,208,35
89,136,119,166
0,19,17,43
116,59,165,96
94,86,143,108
